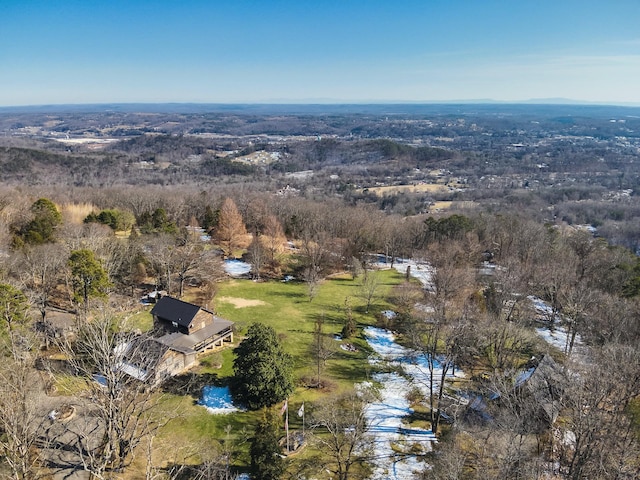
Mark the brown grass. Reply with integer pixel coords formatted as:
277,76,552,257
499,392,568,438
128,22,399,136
364,184,449,196
61,202,96,224
217,296,267,308
429,201,478,212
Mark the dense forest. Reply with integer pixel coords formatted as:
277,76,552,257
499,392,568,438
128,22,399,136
0,105,639,479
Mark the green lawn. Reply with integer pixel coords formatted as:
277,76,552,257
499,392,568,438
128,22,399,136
153,268,407,470
123,308,154,331
214,270,403,391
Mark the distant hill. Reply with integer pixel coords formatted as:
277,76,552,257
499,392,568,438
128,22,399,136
2,102,640,118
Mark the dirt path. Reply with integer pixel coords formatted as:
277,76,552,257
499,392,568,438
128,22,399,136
217,296,267,308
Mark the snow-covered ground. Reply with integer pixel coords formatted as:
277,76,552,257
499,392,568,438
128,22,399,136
363,327,464,479
379,259,586,357
224,259,252,277
375,258,435,289
528,295,584,356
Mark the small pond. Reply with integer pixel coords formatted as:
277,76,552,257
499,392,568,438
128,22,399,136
199,385,239,414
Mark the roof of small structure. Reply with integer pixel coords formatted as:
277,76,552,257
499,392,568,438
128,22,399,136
518,355,565,423
117,335,169,382
150,296,211,328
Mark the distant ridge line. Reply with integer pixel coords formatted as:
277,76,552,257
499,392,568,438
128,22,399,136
1,102,639,116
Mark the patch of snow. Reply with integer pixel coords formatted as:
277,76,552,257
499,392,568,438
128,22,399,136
199,386,239,414
186,226,211,241
365,327,409,360
374,258,435,289
363,327,465,479
561,430,576,447
365,327,465,385
414,303,435,314
528,295,560,322
529,296,585,358
527,296,589,360
224,259,251,277
366,370,436,479
479,261,497,276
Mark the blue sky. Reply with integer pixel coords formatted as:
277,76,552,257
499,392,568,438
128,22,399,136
1,0,639,106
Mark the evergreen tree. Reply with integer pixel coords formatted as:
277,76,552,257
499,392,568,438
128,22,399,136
232,323,294,410
68,249,111,308
0,283,29,333
201,205,219,231
17,197,62,245
250,408,286,480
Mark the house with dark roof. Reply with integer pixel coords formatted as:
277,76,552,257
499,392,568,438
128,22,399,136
151,296,234,346
118,296,236,382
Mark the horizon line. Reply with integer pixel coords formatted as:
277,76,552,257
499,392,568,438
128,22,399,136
2,98,640,110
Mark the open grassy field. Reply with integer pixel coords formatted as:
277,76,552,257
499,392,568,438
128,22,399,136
151,268,407,471
364,183,450,196
214,270,403,388
429,200,478,212
361,181,466,197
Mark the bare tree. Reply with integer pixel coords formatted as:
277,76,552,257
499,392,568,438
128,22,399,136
403,242,476,433
480,318,535,373
357,270,381,314
424,430,470,480
426,242,474,319
387,281,423,321
15,244,66,323
247,234,265,281
0,334,46,480
310,314,336,388
379,215,409,268
405,308,470,434
300,231,331,302
309,391,373,480
260,214,286,276
0,282,31,336
531,239,577,322
340,206,381,272
146,234,177,294
557,344,640,480
54,309,167,478
557,279,595,357
174,236,223,298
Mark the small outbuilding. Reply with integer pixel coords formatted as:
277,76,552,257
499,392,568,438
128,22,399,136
515,355,565,425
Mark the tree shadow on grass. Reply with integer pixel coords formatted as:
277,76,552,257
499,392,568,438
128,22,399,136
161,372,224,397
329,277,357,285
327,360,374,383
268,290,307,299
308,311,345,329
